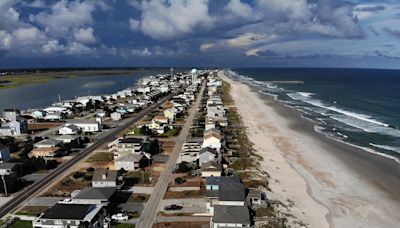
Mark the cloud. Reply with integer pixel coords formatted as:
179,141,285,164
130,0,213,40
225,0,252,18
74,27,96,44
22,0,46,8
65,42,93,55
129,18,140,31
29,0,97,37
201,33,277,52
42,39,64,53
131,47,152,56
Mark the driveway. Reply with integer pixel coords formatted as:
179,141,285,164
159,198,208,214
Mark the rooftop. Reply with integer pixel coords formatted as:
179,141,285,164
92,169,117,182
213,205,250,224
73,187,116,200
40,204,100,220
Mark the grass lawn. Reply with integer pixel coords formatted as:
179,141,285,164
16,206,49,216
115,223,136,228
8,220,32,228
86,152,113,163
161,128,180,137
125,170,151,185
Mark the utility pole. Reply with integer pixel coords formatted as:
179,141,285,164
1,175,7,196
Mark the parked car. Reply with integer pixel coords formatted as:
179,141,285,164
58,198,73,204
164,204,183,211
111,213,129,221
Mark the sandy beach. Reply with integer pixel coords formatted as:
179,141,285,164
218,71,400,228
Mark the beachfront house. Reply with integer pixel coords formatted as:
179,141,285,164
201,161,222,177
32,203,105,228
202,130,222,152
211,205,251,228
199,147,219,165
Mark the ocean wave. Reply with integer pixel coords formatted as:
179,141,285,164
329,115,400,137
287,92,389,128
369,143,400,154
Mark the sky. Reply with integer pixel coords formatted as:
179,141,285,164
1,0,400,69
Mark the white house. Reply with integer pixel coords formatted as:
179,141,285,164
199,147,219,165
202,130,222,152
114,153,149,171
58,124,80,135
201,161,222,177
164,107,178,120
66,119,101,133
92,169,117,188
111,112,122,121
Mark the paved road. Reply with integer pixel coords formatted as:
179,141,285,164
0,92,178,219
137,82,206,228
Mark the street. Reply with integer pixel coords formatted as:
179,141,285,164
136,81,206,228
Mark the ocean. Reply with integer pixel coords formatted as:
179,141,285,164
228,68,400,159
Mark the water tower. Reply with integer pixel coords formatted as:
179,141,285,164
191,68,197,86
170,67,173,77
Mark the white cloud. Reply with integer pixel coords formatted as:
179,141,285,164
74,27,96,44
22,0,46,8
131,48,152,56
129,18,140,31
200,43,215,51
0,31,12,50
42,39,64,53
65,42,93,55
132,0,213,40
30,0,97,37
225,0,252,18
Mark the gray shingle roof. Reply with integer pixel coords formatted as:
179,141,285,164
218,180,246,202
92,169,117,182
213,205,251,224
73,187,116,200
115,153,143,162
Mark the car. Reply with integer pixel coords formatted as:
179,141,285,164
111,213,129,221
164,204,183,211
58,198,73,204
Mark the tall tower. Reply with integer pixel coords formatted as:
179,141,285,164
170,67,173,77
191,68,197,86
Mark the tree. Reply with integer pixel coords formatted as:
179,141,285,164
147,139,160,156
177,162,192,173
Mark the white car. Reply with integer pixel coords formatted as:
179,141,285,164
59,198,73,204
111,213,128,221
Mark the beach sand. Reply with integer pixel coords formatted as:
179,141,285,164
218,71,400,228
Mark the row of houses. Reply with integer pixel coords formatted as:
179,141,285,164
33,169,122,227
